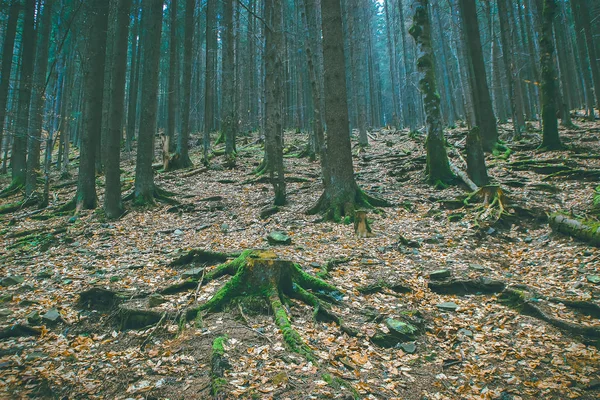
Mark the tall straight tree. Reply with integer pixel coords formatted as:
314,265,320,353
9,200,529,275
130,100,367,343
572,0,600,115
0,0,19,166
203,0,217,165
265,0,285,205
104,0,133,219
409,0,453,184
10,0,36,189
134,0,165,204
458,0,498,151
166,0,178,153
308,0,388,221
75,0,110,210
539,0,561,149
125,3,140,152
25,0,54,198
222,0,237,168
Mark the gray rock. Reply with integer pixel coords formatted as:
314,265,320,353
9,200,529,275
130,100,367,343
400,342,417,354
182,267,204,279
27,311,41,325
1,276,24,286
174,229,184,236
587,275,600,285
458,328,473,337
148,294,167,308
267,231,292,245
385,318,418,340
0,309,11,318
42,308,61,324
36,270,53,279
25,352,46,361
437,302,458,311
429,269,451,280
220,223,229,233
469,263,486,271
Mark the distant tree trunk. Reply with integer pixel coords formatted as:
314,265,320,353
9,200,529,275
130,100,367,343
11,0,36,189
398,0,417,131
203,0,216,164
539,0,561,150
572,0,600,116
104,0,133,219
410,0,453,185
570,0,596,119
25,0,54,197
126,5,140,152
222,0,237,168
265,0,286,205
76,0,110,210
466,127,489,186
553,7,573,127
384,0,400,127
134,0,164,204
0,1,19,166
166,0,178,153
458,0,498,151
308,0,388,221
497,0,525,137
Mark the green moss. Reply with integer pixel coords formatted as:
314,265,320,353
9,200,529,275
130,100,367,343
212,377,227,396
212,335,227,356
492,142,512,160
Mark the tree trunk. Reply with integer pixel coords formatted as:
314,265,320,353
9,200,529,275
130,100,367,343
166,0,178,153
0,1,19,168
539,0,562,150
104,0,133,219
222,0,237,168
458,0,498,151
466,127,489,187
25,0,54,197
265,0,286,205
410,0,454,185
572,0,600,116
75,0,110,210
11,0,36,188
126,4,140,152
133,0,164,204
203,0,216,164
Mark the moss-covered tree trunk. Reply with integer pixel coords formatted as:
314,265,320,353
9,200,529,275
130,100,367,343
309,0,389,221
409,0,454,185
539,0,562,150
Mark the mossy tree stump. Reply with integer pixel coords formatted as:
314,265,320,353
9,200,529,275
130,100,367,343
186,250,347,359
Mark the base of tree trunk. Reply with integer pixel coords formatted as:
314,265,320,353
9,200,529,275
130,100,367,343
308,186,392,222
165,152,193,171
123,185,179,206
0,180,24,199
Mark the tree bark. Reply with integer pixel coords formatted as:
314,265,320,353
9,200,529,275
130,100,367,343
104,0,133,219
222,0,237,168
0,1,19,168
126,4,140,152
133,0,164,204
166,0,178,153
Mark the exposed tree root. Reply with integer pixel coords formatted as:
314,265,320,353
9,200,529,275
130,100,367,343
0,181,23,199
549,213,600,247
123,185,180,206
0,324,41,339
211,336,230,399
169,248,235,268
426,277,600,342
464,185,513,225
316,257,350,279
308,186,392,222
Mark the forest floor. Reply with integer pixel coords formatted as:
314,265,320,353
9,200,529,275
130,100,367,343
0,118,599,400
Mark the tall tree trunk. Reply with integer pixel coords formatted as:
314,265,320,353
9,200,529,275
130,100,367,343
104,0,133,219
384,0,400,126
0,1,19,166
410,0,453,184
570,0,596,119
126,4,140,152
222,0,237,168
26,0,54,197
76,0,110,210
265,0,285,205
203,0,216,164
134,0,164,204
572,0,600,116
11,0,36,188
458,0,498,151
539,0,561,149
166,0,178,153
174,0,194,168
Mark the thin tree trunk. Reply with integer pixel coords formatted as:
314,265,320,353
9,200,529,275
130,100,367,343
166,0,178,153
175,0,194,168
0,1,19,164
539,0,561,149
126,4,140,152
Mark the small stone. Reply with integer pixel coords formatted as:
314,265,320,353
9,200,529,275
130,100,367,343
583,250,593,257
16,284,35,293
27,311,41,324
486,227,496,235
267,231,292,245
260,205,280,219
310,262,320,268
1,276,24,286
173,229,184,236
0,309,11,318
587,275,600,285
458,328,473,337
429,269,451,280
36,270,53,279
25,352,46,361
109,276,120,283
148,294,167,308
182,267,204,279
437,302,458,311
68,216,78,223
42,308,61,324
220,223,229,233
524,236,533,243
400,342,417,354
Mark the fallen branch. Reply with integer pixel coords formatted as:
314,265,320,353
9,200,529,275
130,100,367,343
549,213,600,247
